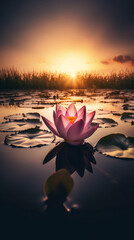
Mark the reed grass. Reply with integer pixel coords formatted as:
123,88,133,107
0,69,134,90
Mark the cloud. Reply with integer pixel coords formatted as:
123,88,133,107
101,55,134,66
113,55,134,66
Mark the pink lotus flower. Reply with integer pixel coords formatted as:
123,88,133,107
42,103,99,145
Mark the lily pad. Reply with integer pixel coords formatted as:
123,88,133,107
121,112,134,123
93,118,118,128
0,112,42,132
112,111,122,116
122,104,134,111
96,133,134,159
4,128,54,148
44,169,74,199
96,109,110,115
0,121,41,132
4,112,40,121
19,100,54,108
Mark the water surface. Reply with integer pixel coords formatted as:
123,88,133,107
0,89,134,236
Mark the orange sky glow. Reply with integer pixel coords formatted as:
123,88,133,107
1,14,134,76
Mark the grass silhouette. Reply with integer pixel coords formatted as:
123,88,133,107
0,69,134,90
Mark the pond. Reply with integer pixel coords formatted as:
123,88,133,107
0,89,134,237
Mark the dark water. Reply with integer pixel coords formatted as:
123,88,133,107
0,89,134,238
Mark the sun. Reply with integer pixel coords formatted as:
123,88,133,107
70,72,76,79
51,53,89,76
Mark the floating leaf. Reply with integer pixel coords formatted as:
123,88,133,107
4,112,40,121
93,118,118,128
96,133,134,159
4,128,54,148
19,102,54,108
121,112,134,123
0,121,41,132
44,169,74,199
96,109,110,115
0,112,42,132
122,103,134,111
112,111,122,116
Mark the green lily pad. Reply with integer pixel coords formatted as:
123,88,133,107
4,128,54,148
44,169,74,198
96,134,134,159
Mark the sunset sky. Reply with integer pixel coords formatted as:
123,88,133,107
0,0,134,75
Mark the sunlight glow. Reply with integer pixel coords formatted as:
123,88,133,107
1,13,134,74
70,72,76,79
52,53,90,77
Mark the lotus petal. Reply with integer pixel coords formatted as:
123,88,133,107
53,109,63,125
65,103,78,118
56,104,66,116
67,119,84,141
57,110,63,118
77,105,86,117
53,110,57,126
56,114,71,139
42,104,98,145
84,111,96,130
42,116,60,137
76,105,86,123
80,124,99,140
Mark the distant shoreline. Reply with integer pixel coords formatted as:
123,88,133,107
0,69,134,90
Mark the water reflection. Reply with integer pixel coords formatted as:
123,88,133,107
43,142,96,177
42,142,96,218
42,169,74,218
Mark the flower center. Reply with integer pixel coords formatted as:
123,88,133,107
67,116,77,124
